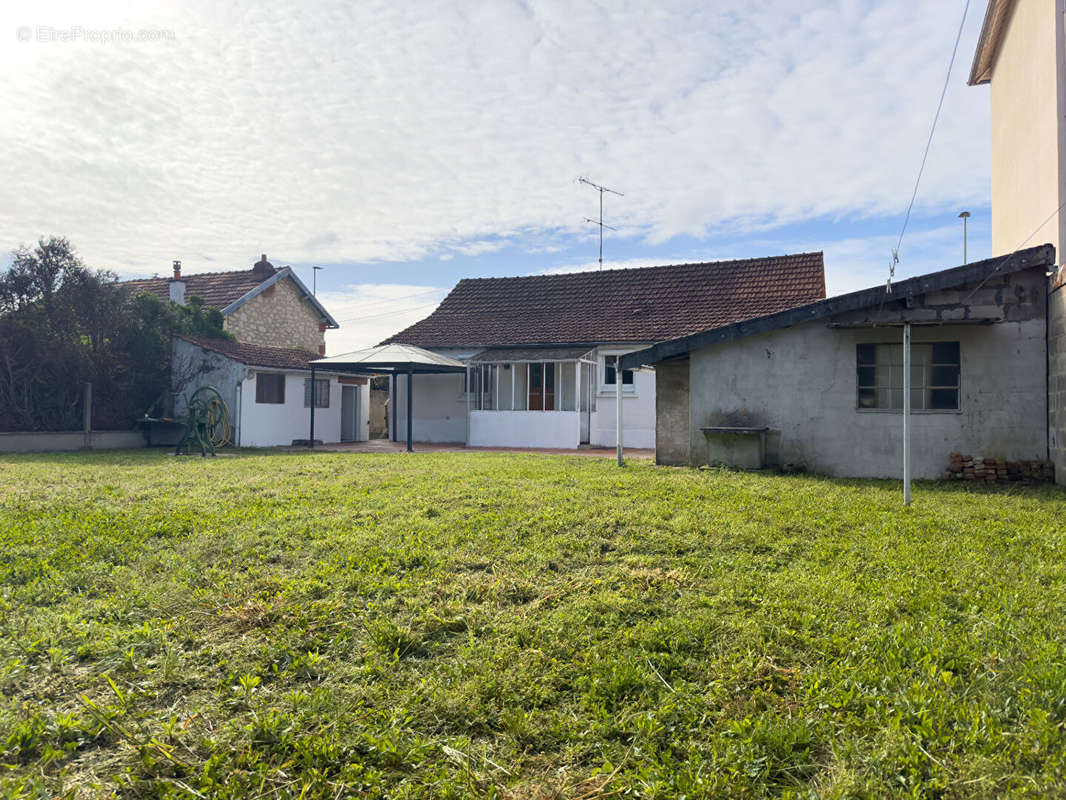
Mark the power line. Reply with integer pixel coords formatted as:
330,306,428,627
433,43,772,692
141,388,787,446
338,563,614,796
335,287,446,314
958,198,1066,304
333,300,443,325
888,0,971,289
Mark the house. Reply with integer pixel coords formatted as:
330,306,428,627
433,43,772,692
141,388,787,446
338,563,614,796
172,336,370,447
125,255,339,354
618,245,1058,480
968,0,1066,483
380,253,826,449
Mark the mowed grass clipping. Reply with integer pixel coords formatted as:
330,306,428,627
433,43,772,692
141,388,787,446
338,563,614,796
1,451,1065,799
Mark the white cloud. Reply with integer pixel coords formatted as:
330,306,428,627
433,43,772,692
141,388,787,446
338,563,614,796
319,282,449,354
452,239,505,256
0,0,990,274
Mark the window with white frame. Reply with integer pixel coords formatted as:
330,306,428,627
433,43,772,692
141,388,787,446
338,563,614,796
303,378,330,409
856,341,960,411
469,362,582,411
603,354,634,387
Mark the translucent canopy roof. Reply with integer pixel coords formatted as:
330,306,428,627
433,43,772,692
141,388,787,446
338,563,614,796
311,344,466,374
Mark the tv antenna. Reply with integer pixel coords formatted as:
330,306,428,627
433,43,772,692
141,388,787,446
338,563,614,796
578,177,623,269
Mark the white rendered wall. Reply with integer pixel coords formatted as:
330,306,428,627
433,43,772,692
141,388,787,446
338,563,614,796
238,372,344,447
468,410,581,448
392,372,469,443
590,347,656,449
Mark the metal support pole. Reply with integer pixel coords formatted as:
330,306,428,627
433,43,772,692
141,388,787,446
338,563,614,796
599,190,603,268
309,366,316,447
616,367,624,466
963,216,968,265
83,381,92,449
903,323,911,505
406,368,413,453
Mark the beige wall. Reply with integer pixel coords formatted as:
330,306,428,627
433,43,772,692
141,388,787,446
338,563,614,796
989,0,1066,257
224,276,325,352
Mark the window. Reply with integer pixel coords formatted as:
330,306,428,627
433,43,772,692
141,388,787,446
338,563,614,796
603,355,634,386
468,364,497,411
256,373,285,404
857,341,959,411
303,378,330,409
528,362,555,410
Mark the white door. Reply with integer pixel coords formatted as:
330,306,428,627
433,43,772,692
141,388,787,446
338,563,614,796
341,386,359,442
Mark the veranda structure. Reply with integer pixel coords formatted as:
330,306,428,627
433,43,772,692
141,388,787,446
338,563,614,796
463,347,598,449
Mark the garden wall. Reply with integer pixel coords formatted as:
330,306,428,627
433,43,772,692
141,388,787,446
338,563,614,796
0,431,145,453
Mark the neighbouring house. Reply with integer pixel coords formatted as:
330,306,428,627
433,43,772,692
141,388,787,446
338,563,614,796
968,0,1066,484
125,255,339,354
172,337,370,447
619,245,1058,480
380,253,826,449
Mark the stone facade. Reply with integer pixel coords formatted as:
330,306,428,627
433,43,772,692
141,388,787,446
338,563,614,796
1050,267,1066,486
224,276,325,353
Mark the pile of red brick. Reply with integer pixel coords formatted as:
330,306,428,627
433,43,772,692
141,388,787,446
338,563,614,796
942,452,1054,483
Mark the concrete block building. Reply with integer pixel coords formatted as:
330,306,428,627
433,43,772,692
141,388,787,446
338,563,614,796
621,246,1059,481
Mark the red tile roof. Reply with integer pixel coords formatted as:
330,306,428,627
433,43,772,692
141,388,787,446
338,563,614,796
125,266,276,310
384,253,826,347
180,336,321,371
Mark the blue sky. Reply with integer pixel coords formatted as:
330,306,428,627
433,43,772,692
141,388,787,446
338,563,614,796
1,0,997,352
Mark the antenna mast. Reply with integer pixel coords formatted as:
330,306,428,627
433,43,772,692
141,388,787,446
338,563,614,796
578,177,623,269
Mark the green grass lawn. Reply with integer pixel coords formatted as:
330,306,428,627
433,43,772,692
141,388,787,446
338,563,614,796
1,450,1065,799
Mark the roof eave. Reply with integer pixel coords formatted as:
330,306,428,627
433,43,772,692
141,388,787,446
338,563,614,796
968,0,1016,86
619,244,1056,370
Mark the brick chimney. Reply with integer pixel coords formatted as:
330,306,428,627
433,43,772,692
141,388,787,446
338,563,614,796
168,260,186,305
252,253,275,277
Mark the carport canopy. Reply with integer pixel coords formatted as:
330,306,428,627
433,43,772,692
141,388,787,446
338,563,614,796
309,344,467,452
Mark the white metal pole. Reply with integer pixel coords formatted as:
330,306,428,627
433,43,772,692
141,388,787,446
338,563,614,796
574,361,580,412
616,364,624,466
511,362,515,411
903,323,912,506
